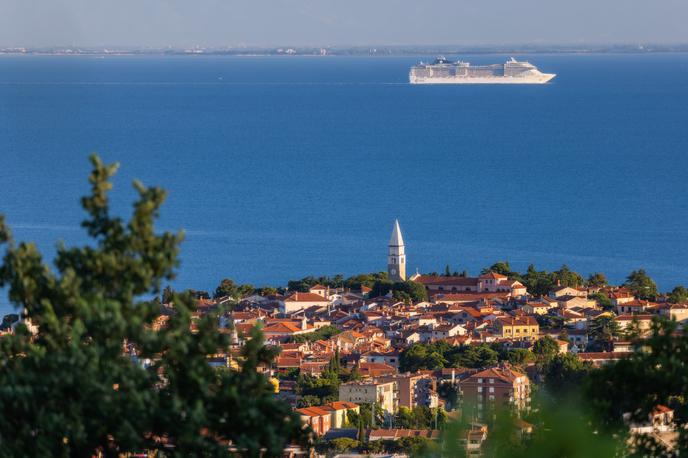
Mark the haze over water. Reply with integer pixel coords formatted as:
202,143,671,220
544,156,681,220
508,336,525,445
1,54,687,312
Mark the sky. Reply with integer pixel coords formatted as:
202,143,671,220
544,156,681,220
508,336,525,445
0,0,686,48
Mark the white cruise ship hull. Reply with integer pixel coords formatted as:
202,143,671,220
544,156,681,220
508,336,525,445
410,73,556,85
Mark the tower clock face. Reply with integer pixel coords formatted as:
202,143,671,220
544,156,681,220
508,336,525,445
391,269,397,275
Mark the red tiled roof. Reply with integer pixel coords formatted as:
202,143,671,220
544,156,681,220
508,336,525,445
325,401,359,411
478,272,508,280
296,406,331,417
263,322,303,334
285,292,330,302
466,366,526,384
413,276,478,287
496,316,538,326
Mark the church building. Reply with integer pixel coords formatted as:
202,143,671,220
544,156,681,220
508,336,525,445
388,219,406,282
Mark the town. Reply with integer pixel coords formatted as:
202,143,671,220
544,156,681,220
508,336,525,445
74,219,683,457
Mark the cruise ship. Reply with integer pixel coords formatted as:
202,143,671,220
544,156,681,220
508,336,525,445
409,57,556,84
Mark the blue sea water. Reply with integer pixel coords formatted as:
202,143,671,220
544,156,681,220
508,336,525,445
0,53,687,313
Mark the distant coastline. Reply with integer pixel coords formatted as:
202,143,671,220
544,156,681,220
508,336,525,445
3,43,688,57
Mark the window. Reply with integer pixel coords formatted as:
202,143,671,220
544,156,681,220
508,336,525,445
489,387,494,393
489,378,494,384
478,387,482,393
477,378,483,384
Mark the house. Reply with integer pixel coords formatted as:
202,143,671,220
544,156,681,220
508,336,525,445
295,406,332,436
339,380,398,414
461,423,488,456
262,318,314,342
660,303,688,324
360,350,401,369
309,284,330,298
557,295,597,310
299,360,330,376
459,366,530,413
413,273,525,296
494,316,539,341
616,300,657,316
322,401,360,429
549,286,587,299
430,323,467,341
280,292,331,315
522,299,556,315
564,328,589,350
478,272,526,295
380,373,438,409
358,362,397,378
450,307,482,325
610,290,636,306
276,355,301,374
624,405,677,451
616,314,654,336
330,330,367,351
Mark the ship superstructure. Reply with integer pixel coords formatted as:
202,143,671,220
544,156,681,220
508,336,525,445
409,57,556,84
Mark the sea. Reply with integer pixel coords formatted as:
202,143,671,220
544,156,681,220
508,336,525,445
1,53,687,314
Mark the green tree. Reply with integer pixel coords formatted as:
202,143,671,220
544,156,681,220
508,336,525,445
256,286,278,296
438,383,460,411
552,264,584,288
290,324,341,343
447,343,499,369
523,264,554,297
400,343,431,372
532,336,559,365
669,285,688,304
0,156,304,456
506,348,536,369
393,436,438,456
590,292,613,311
369,279,394,298
343,272,388,290
586,272,608,287
214,278,239,298
482,261,522,281
584,318,688,455
351,403,385,429
543,353,592,397
297,395,322,408
588,315,621,352
326,438,359,455
624,269,658,300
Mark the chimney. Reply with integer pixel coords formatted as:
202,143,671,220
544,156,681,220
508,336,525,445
301,316,307,330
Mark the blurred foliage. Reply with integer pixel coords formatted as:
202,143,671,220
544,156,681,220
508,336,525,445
0,155,305,456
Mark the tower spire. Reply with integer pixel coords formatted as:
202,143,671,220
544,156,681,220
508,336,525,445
389,219,405,247
387,220,406,282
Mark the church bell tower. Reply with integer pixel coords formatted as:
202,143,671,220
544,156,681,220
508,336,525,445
388,219,406,282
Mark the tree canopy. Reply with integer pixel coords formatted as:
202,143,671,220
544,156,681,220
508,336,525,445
0,156,304,456
624,269,658,300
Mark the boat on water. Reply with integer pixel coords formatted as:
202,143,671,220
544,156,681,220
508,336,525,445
409,57,556,84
